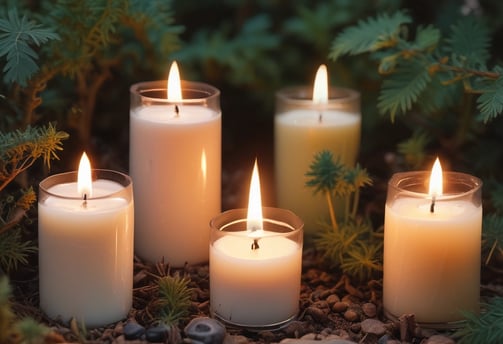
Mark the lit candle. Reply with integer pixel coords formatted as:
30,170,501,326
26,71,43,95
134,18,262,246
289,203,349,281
38,153,134,328
130,61,221,266
209,160,303,329
274,65,361,235
383,158,483,324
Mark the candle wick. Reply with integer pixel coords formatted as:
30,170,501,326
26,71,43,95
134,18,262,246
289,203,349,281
251,239,260,250
430,196,436,213
82,193,87,208
318,112,323,123
175,105,179,117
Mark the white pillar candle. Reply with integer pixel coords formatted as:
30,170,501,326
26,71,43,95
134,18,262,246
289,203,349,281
383,159,482,324
130,62,221,266
210,161,303,329
38,154,134,328
275,65,361,235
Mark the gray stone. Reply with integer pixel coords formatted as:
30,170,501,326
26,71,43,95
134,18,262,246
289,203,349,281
360,319,387,336
184,317,226,344
123,321,145,340
145,324,169,342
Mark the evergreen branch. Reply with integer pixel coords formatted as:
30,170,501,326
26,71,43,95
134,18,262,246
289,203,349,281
0,7,59,86
0,123,68,192
446,16,490,65
455,297,503,344
0,228,36,272
157,273,193,326
476,76,503,123
329,10,411,60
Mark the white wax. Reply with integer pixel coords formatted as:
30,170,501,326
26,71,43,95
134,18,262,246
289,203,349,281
38,179,134,327
383,197,482,323
275,109,361,232
130,105,221,266
210,233,302,327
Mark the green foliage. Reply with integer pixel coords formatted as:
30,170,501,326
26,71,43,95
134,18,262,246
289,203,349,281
0,276,52,344
397,131,431,168
306,150,379,281
329,10,501,124
455,297,503,344
0,123,68,191
0,123,67,272
156,273,193,326
0,7,59,86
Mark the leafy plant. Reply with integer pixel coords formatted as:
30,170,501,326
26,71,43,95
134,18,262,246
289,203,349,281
0,124,67,272
305,150,380,281
156,273,193,326
0,276,63,344
455,296,503,344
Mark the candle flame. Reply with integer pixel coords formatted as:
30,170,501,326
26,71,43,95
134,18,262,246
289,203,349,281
429,157,443,197
246,159,263,236
312,64,328,105
167,61,182,102
78,152,92,199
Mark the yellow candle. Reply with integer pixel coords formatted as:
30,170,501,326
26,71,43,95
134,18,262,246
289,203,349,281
275,65,360,234
383,159,482,324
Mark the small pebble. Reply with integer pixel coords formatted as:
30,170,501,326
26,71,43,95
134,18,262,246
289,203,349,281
145,324,170,342
332,301,348,313
361,303,377,318
326,294,340,306
360,319,386,336
123,321,145,340
343,308,360,322
184,317,226,344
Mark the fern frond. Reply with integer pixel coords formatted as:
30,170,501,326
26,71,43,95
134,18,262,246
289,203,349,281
446,16,490,66
477,76,503,123
412,25,441,51
0,7,59,86
341,240,383,282
377,60,431,121
329,10,411,60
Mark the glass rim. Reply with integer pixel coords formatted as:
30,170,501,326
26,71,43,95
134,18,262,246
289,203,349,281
130,80,220,105
210,207,303,236
388,170,482,200
276,85,360,105
39,169,132,200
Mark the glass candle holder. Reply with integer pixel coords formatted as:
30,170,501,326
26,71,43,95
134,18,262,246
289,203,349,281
130,80,221,266
209,207,303,330
38,169,134,328
274,86,360,236
383,171,482,328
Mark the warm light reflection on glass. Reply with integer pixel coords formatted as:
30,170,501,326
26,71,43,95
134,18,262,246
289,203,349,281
429,157,443,197
312,64,328,105
167,61,182,101
246,159,264,235
77,152,92,199
200,149,207,188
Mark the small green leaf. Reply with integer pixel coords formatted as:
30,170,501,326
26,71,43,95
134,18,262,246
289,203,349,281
446,16,490,65
476,76,503,123
329,10,411,60
377,60,431,121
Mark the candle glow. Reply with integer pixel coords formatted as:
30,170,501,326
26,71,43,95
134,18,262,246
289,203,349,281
312,64,328,105
246,159,264,236
429,158,443,197
167,61,182,102
77,152,92,199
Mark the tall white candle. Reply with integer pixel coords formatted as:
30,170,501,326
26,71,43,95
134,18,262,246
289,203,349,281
383,160,482,324
275,65,360,235
210,162,303,329
38,154,134,328
130,63,221,266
